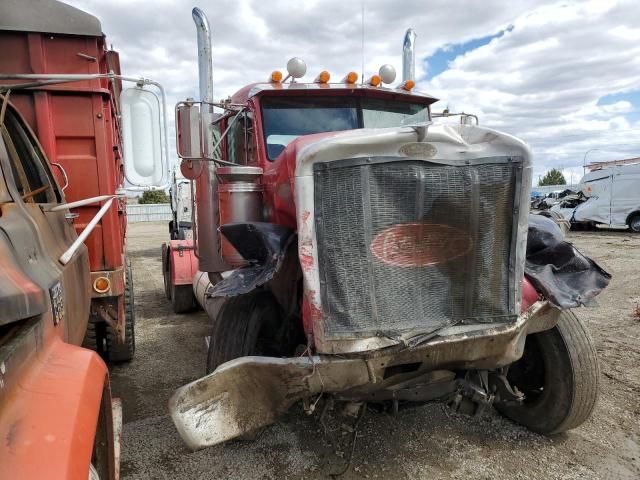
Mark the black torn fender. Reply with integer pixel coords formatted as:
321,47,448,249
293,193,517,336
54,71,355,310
525,214,611,309
208,222,295,298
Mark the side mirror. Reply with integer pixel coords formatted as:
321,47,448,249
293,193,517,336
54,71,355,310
176,100,222,161
176,101,202,159
120,87,166,187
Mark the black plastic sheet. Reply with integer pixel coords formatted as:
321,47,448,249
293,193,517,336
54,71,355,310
525,215,611,308
208,222,294,298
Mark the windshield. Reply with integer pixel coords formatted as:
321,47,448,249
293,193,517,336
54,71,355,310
261,96,429,160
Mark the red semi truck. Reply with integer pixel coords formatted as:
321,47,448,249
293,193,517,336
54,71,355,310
0,0,171,362
126,8,608,451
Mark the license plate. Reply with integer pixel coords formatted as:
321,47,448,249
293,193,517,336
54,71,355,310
49,281,65,325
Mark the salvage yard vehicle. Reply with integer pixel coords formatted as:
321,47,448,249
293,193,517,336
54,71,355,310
0,93,121,479
127,8,610,450
0,0,170,362
551,162,640,232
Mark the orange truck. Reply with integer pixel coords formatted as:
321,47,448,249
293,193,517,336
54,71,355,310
0,93,121,478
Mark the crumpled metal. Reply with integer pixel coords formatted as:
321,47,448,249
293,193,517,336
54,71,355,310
208,222,295,298
525,214,611,309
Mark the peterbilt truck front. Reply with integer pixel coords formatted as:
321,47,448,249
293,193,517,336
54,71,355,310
159,8,608,451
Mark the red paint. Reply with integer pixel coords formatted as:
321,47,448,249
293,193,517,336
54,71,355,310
299,253,314,272
0,336,110,480
169,240,199,285
0,30,128,314
521,277,539,311
370,223,472,267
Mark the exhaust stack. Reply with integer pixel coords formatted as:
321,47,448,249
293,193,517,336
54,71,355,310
192,7,213,103
190,7,228,273
402,28,417,82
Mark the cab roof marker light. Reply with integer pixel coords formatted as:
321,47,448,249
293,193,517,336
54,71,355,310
342,71,358,84
315,71,331,84
398,79,416,91
367,74,382,87
270,70,283,83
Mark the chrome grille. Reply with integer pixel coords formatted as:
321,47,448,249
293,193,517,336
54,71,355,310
313,158,520,341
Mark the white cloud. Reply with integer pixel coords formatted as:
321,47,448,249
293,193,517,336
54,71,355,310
423,0,640,180
63,0,640,182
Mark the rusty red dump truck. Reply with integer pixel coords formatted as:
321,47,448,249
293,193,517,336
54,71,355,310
0,83,121,480
0,0,172,363
131,8,609,451
0,86,122,480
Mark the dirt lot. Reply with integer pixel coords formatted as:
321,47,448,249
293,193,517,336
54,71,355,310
114,222,640,479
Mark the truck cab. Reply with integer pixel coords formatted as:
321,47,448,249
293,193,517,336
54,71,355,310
123,7,608,453
0,96,120,479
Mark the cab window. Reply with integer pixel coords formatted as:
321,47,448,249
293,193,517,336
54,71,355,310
226,111,254,165
0,107,59,203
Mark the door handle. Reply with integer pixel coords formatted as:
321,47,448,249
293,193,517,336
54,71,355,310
51,162,69,192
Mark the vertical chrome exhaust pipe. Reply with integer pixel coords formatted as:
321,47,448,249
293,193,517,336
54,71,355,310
192,7,214,104
402,28,417,82
191,7,228,273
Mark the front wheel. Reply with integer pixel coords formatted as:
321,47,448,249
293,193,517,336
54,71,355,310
496,310,599,434
206,291,282,374
629,213,640,233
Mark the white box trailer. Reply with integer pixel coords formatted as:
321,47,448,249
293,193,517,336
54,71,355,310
551,163,640,232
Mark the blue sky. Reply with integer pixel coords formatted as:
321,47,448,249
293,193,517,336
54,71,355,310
423,27,512,80
597,91,640,123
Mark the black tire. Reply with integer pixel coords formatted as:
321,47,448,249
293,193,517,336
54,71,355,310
628,213,640,233
105,262,136,362
167,248,196,313
162,243,171,300
171,283,196,313
206,291,281,374
82,319,106,355
496,310,599,434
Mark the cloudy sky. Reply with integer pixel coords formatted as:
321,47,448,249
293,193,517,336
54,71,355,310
67,0,640,184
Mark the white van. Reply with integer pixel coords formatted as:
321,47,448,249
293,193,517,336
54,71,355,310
551,163,640,232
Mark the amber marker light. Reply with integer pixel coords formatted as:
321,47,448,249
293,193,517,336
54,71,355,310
401,79,416,91
343,71,358,84
270,70,283,83
93,276,111,294
315,71,331,83
368,74,382,87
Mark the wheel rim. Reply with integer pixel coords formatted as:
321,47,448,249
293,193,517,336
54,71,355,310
630,216,640,232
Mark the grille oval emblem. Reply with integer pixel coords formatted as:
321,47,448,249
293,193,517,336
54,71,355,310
370,223,472,267
399,142,437,159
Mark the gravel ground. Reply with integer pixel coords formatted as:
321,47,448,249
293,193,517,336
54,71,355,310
113,222,640,479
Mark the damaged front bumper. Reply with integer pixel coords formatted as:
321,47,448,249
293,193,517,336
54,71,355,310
169,300,559,450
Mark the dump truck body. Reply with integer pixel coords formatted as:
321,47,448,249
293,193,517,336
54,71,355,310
0,0,136,361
